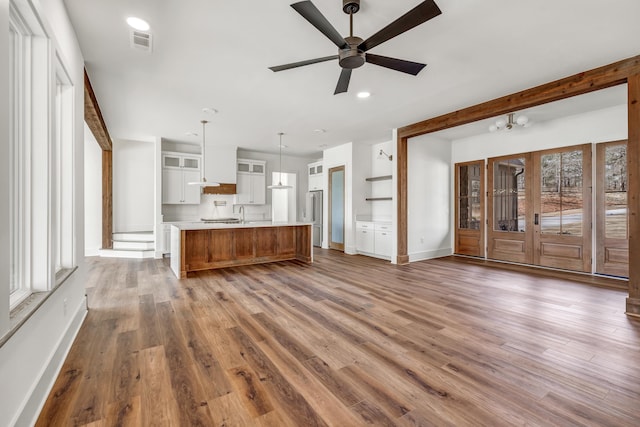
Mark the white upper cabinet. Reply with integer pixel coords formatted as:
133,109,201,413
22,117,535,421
162,153,201,170
161,152,202,204
236,159,266,204
308,160,324,191
204,145,237,184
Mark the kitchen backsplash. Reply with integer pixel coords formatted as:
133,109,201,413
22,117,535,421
163,194,271,222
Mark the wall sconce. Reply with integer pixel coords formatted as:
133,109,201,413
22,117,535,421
378,149,393,161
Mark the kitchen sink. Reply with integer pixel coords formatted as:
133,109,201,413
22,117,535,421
200,217,241,224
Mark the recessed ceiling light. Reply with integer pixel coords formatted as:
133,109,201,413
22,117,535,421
278,144,288,148
313,128,327,133
357,91,371,99
185,132,198,137
202,107,218,115
126,17,150,31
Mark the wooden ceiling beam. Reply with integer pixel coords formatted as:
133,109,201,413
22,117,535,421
399,54,640,139
84,68,113,151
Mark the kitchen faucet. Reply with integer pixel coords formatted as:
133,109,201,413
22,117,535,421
238,205,245,223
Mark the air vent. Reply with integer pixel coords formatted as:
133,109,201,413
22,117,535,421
130,30,152,52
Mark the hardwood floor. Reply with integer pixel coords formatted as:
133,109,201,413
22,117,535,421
37,250,640,426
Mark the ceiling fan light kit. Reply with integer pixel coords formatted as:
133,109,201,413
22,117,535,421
488,113,530,132
269,0,442,95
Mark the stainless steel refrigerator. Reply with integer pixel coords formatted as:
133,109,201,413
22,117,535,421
306,190,323,247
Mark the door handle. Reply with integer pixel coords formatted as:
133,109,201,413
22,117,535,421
534,213,539,225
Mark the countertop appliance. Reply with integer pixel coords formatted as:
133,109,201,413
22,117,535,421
306,190,323,247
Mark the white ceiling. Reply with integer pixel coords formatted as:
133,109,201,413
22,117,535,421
63,0,640,156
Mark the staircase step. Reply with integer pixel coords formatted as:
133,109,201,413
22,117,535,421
99,248,155,259
113,240,155,250
112,231,154,242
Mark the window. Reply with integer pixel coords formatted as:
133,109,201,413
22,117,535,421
54,59,75,275
9,4,30,306
8,0,76,309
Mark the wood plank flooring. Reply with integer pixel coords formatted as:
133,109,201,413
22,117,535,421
36,250,640,426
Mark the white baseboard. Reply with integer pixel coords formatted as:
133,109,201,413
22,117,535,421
14,297,87,427
409,247,452,262
84,247,100,257
344,245,357,255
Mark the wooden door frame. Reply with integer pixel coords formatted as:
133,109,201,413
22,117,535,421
328,165,345,251
487,152,533,265
454,160,485,257
532,143,592,273
596,140,629,277
395,54,640,317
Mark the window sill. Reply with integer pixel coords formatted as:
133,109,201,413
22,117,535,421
0,266,78,348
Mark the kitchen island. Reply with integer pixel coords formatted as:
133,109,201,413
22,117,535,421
170,221,313,278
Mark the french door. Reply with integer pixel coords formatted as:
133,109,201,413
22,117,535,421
596,140,628,277
488,144,592,272
454,161,485,257
532,144,592,272
487,153,532,264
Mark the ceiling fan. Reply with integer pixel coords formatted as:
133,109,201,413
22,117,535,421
269,0,442,95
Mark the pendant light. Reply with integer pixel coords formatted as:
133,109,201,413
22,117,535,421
188,119,220,187
268,132,293,190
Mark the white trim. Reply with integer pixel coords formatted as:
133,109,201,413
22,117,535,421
11,297,87,427
409,247,453,262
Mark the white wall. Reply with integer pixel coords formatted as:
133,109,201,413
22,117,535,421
162,150,315,223
449,103,627,263
113,139,155,232
452,104,627,163
407,135,452,261
238,149,315,221
0,0,87,425
370,140,393,221
84,124,102,255
352,142,372,226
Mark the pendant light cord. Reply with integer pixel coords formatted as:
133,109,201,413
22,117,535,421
278,132,284,185
201,120,208,182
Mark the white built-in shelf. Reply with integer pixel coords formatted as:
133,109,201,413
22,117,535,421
366,175,392,201
365,175,392,182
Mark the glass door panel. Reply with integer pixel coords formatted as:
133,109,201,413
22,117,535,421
539,150,583,236
329,166,345,251
533,144,591,272
455,161,484,257
596,141,628,277
487,154,532,264
493,157,526,232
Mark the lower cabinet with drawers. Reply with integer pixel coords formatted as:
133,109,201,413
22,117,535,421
356,221,392,260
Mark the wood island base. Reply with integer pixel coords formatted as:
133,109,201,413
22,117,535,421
172,224,312,278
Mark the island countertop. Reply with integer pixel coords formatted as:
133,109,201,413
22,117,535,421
171,220,312,231
170,222,313,278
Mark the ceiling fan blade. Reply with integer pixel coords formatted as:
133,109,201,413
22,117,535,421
291,1,348,49
358,0,442,52
334,68,352,95
269,55,338,72
366,54,426,76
